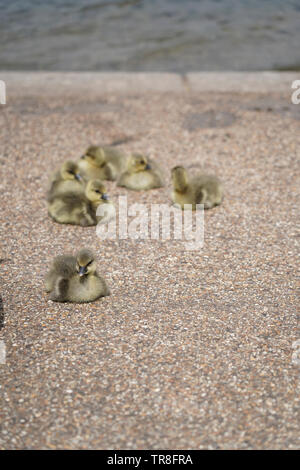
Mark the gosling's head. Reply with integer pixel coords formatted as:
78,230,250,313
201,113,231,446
60,161,82,181
128,153,151,173
81,146,106,167
85,179,109,204
171,166,188,191
76,249,96,277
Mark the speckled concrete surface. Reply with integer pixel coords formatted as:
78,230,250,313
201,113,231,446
0,73,299,449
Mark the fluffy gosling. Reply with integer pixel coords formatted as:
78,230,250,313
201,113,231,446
78,145,127,181
171,166,223,210
48,160,85,199
45,249,110,303
48,179,113,226
117,153,164,191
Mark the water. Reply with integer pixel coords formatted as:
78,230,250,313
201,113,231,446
1,0,300,71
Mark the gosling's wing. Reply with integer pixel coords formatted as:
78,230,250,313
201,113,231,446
103,146,128,173
50,277,69,302
57,192,87,211
52,255,77,279
194,174,221,205
193,175,207,204
194,185,206,205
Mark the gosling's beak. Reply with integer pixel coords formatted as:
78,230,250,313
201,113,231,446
75,173,82,181
101,193,109,201
79,266,87,276
80,154,85,159
145,163,151,170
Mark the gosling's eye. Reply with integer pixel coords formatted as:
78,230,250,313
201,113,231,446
95,190,101,194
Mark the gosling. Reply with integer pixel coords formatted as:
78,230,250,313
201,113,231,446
48,161,85,199
78,145,127,181
48,179,113,226
45,248,110,303
171,166,223,210
117,153,164,191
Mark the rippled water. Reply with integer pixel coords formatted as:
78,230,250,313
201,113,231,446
1,0,300,71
